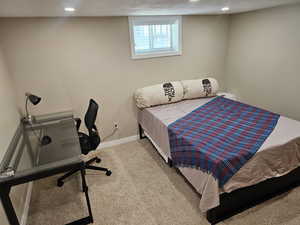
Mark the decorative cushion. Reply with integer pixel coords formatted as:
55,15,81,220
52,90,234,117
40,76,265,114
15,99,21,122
181,78,219,100
134,81,184,108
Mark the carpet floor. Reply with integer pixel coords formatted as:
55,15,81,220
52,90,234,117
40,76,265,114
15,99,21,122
27,139,300,225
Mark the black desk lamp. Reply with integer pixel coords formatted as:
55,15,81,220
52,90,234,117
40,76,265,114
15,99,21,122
23,93,52,145
26,92,41,105
24,92,41,124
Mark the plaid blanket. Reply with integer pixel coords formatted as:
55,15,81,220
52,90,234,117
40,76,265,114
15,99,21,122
168,97,280,187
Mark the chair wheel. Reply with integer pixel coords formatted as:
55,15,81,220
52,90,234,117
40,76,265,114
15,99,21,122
106,170,112,176
57,180,64,187
96,158,101,163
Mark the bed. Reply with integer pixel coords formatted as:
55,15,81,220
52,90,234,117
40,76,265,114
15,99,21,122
137,96,300,224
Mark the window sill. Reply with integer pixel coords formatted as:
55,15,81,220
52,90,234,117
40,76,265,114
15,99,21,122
131,51,182,60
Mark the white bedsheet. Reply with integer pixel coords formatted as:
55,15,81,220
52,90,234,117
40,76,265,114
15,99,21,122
138,97,300,211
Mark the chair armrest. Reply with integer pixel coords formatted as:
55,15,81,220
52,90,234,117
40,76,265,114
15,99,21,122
74,118,81,131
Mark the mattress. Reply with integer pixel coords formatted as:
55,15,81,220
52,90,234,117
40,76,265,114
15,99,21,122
138,97,300,212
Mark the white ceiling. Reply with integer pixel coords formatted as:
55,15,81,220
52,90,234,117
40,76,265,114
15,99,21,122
0,0,299,17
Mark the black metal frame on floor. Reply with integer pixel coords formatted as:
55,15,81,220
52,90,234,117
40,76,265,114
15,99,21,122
0,161,94,225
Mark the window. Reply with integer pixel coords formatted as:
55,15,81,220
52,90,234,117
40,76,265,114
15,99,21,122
129,16,182,59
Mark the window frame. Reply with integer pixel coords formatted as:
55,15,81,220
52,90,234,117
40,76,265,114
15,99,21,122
128,16,182,59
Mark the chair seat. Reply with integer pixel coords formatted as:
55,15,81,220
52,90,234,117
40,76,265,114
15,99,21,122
78,132,92,155
78,132,100,155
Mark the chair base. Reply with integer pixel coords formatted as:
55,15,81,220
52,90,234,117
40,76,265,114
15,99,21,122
57,156,112,187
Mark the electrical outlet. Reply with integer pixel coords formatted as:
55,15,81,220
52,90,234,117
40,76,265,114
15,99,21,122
114,122,119,129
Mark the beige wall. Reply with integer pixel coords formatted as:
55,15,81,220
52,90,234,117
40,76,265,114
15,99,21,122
0,47,20,225
0,46,31,225
225,4,300,120
0,16,229,140
0,48,19,159
0,4,299,223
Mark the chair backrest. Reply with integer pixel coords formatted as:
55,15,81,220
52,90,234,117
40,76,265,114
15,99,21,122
80,99,101,152
84,99,99,134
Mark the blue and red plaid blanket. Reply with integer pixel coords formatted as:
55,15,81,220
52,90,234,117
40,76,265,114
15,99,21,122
168,96,280,187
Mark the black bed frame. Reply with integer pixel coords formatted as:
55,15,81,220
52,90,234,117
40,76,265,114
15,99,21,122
138,124,300,225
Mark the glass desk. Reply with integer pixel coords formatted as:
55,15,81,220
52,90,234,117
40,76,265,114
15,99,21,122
0,111,93,225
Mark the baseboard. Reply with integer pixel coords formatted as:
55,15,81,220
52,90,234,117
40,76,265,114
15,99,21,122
98,135,139,149
20,182,33,225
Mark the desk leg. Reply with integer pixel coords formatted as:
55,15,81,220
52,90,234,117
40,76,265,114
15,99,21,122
65,169,94,225
80,169,94,223
0,186,20,225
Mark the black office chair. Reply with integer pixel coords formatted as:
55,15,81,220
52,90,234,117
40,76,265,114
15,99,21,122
57,99,112,187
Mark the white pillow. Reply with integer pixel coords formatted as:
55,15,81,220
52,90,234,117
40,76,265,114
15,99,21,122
181,78,219,100
135,81,184,108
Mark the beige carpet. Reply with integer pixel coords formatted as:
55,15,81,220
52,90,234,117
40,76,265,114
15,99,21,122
27,139,300,225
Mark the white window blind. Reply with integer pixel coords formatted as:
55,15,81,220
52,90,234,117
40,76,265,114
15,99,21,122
129,16,182,59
